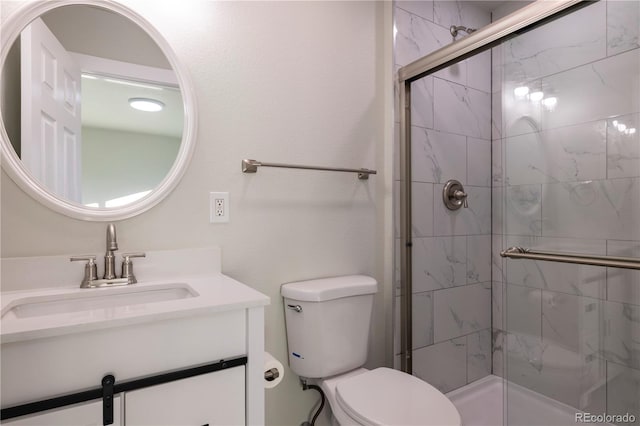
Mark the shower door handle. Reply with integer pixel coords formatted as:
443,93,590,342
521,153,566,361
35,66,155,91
500,247,640,270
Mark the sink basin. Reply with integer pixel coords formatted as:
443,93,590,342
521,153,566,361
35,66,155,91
1,283,198,319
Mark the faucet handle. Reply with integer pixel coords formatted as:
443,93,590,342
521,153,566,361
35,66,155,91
122,252,146,260
70,255,96,262
121,252,146,284
70,255,98,288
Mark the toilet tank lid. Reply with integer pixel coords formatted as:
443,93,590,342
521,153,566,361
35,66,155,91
281,275,377,302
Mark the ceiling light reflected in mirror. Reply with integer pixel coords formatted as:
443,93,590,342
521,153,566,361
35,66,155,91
129,98,165,112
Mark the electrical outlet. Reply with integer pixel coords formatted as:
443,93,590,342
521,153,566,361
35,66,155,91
210,192,229,223
215,198,224,217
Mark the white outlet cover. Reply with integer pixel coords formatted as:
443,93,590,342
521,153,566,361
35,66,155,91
209,192,229,223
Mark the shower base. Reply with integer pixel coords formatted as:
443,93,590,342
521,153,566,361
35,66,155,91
446,375,612,426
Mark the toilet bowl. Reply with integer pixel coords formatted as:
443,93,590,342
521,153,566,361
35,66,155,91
318,367,461,426
281,275,461,426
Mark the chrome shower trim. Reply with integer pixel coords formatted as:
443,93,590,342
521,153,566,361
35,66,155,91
399,80,412,374
449,25,477,38
442,180,469,210
398,0,586,84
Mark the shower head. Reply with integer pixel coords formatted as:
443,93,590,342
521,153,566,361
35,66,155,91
450,25,477,39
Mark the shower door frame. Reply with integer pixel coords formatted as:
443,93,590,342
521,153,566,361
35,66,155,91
396,0,592,374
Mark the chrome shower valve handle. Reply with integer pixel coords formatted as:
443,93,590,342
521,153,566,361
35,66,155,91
443,180,468,210
453,189,468,208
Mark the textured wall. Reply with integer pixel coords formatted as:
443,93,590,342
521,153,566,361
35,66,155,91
0,2,394,425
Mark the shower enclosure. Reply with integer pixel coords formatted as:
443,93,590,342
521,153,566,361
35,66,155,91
394,0,639,424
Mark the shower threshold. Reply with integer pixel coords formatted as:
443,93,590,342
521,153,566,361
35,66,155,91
446,375,613,426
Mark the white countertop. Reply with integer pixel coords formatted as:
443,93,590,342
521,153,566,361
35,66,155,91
1,273,269,344
0,248,269,344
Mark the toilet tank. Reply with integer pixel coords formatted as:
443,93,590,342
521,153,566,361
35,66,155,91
281,275,377,379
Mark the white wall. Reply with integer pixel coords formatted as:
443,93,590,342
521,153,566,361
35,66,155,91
0,1,394,425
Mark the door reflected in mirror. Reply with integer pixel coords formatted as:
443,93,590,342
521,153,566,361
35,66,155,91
1,4,184,208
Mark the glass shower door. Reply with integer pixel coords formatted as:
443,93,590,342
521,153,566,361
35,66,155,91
496,1,640,424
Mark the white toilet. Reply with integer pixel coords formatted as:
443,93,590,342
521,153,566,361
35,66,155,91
282,275,461,426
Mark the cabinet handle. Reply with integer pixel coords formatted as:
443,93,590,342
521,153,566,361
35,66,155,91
102,375,115,426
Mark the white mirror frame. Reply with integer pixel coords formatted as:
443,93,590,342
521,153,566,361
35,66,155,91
0,0,197,221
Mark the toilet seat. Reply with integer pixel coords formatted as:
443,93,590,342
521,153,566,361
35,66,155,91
335,367,461,426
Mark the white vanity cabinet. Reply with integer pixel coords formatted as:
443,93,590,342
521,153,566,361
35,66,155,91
2,397,123,426
1,248,270,426
125,366,245,425
3,366,245,426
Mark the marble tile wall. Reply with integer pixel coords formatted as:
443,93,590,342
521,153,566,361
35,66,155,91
394,1,640,417
492,0,640,421
393,0,493,394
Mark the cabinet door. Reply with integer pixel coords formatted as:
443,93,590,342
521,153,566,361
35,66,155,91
125,366,245,426
3,395,122,426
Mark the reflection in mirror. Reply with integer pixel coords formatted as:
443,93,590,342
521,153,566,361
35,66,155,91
1,5,184,208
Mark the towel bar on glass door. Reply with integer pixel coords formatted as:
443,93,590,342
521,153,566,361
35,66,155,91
500,246,640,270
242,159,377,180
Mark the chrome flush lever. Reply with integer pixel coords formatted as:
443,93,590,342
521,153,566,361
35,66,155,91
443,179,468,210
287,304,302,313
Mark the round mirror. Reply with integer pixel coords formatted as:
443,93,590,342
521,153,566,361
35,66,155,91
0,1,197,221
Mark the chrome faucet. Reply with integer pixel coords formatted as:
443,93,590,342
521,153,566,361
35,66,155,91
70,224,145,288
104,223,118,280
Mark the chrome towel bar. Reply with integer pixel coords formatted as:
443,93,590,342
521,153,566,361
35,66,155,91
242,159,377,180
500,246,640,270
